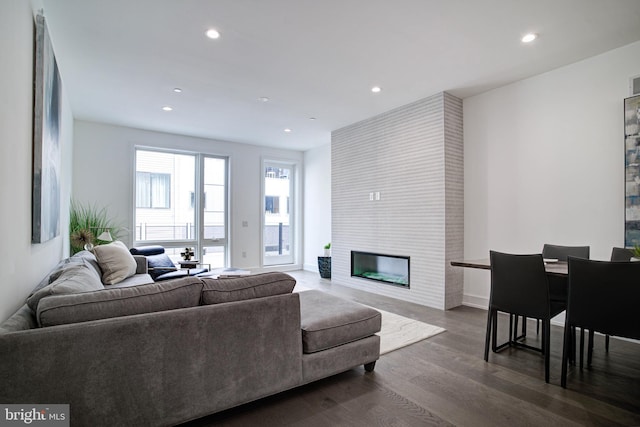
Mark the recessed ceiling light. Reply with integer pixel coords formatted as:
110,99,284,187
371,86,382,93
284,128,292,133
309,117,316,121
206,28,220,39
521,33,537,43
173,88,182,93
162,106,173,112
258,97,270,102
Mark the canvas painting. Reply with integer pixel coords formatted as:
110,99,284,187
32,14,61,243
624,94,640,247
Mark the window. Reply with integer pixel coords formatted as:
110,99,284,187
134,149,228,268
203,156,226,240
265,196,280,214
136,172,170,208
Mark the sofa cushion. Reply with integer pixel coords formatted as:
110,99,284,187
298,290,381,353
92,241,138,285
26,260,105,311
200,272,296,304
36,277,204,327
0,304,38,333
108,273,154,288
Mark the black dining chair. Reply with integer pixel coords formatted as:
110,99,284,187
516,244,589,339
584,247,636,359
485,251,565,383
605,247,635,354
610,247,634,261
542,244,591,262
561,257,640,388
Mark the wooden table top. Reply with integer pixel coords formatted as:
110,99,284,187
451,258,568,277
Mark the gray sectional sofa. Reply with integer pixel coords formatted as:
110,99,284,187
0,250,381,426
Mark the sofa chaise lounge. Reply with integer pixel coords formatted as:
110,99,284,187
0,249,381,426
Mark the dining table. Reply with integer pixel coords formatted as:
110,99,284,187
450,258,568,277
451,257,569,304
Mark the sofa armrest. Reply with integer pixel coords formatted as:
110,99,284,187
132,255,148,274
0,293,302,427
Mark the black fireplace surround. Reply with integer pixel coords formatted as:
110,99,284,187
351,251,409,287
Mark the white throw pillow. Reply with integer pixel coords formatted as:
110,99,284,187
92,241,137,285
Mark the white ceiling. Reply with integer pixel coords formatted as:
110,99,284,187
41,0,640,151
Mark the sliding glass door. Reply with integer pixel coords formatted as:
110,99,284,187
134,149,228,268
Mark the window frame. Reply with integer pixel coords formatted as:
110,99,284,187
133,147,229,268
261,158,297,266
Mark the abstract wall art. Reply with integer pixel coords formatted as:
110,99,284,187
32,13,61,243
624,94,640,247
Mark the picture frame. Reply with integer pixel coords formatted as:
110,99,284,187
624,94,640,247
32,13,62,243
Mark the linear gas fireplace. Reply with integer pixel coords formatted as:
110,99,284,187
351,251,410,287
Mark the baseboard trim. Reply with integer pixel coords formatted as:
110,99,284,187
462,294,488,309
303,263,318,272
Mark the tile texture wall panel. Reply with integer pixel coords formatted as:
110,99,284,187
332,92,463,309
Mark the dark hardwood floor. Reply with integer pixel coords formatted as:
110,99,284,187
180,270,640,426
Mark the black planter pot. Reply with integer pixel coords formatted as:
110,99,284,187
317,256,331,279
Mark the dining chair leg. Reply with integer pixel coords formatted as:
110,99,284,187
579,328,585,369
541,318,546,355
561,322,571,388
484,308,493,361
509,314,514,344
587,329,594,367
569,326,576,365
605,334,610,352
512,315,527,343
543,320,550,383
536,319,540,335
492,310,499,352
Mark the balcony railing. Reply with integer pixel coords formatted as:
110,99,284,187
135,224,225,241
134,223,290,255
264,223,290,255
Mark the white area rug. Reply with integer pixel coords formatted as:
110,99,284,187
373,308,446,355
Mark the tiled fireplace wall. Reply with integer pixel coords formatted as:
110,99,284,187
331,92,463,309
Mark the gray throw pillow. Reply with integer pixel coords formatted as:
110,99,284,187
200,272,296,304
31,251,96,294
27,260,105,311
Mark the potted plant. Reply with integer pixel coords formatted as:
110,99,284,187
323,242,331,257
69,200,122,255
317,242,331,278
632,245,640,261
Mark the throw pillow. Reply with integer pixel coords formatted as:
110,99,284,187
200,272,296,304
146,253,178,280
27,260,105,311
92,241,138,285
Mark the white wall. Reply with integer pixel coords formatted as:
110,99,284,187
72,120,304,271
0,1,73,322
303,144,331,271
463,40,640,308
